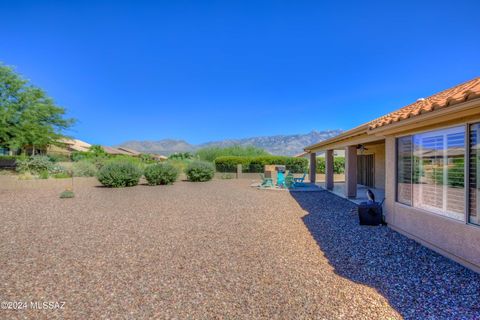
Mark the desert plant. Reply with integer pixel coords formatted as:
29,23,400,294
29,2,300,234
185,160,215,182
96,160,143,187
15,155,54,174
168,152,194,160
47,153,71,163
38,170,49,179
144,163,179,185
72,160,98,177
53,172,71,179
59,190,75,198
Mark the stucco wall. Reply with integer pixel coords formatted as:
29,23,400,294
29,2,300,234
384,135,480,273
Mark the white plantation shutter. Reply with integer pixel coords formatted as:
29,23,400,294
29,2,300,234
397,136,413,206
411,126,465,220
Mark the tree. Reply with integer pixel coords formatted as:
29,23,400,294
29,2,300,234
0,63,74,153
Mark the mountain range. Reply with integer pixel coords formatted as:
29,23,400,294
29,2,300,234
117,130,343,156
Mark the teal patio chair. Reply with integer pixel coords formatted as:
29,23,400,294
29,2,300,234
259,173,274,188
293,173,307,187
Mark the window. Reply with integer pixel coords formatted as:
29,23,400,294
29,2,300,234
469,123,480,225
396,126,465,221
397,136,413,205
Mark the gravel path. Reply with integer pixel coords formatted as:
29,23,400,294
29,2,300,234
0,177,478,319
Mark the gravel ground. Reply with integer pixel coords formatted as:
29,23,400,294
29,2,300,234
0,177,478,319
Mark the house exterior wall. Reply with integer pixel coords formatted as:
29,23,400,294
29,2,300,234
384,114,480,273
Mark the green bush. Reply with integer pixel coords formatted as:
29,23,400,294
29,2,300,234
0,155,17,161
214,156,252,172
38,170,49,179
315,157,345,174
53,172,71,179
168,152,194,160
185,161,215,182
60,190,75,198
140,153,157,164
16,155,54,174
144,163,179,185
72,160,98,177
97,160,143,187
214,156,308,173
196,145,269,162
47,153,71,162
166,159,192,173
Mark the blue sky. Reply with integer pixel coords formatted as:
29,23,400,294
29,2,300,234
1,1,479,145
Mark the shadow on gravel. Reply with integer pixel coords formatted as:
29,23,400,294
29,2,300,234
290,190,480,319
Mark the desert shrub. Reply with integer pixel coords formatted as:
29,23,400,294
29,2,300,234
15,155,54,174
166,159,192,172
38,170,49,179
140,153,157,164
50,164,67,174
60,190,75,198
97,160,143,187
185,161,215,182
47,153,71,162
72,160,98,177
53,172,71,179
196,145,269,162
214,156,308,173
168,152,194,160
144,163,179,185
71,151,90,162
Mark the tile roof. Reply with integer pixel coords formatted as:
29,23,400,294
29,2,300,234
369,77,480,130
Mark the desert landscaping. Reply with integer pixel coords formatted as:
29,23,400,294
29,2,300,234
1,176,479,319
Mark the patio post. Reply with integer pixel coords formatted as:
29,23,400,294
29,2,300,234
345,145,357,198
309,152,316,183
325,149,334,190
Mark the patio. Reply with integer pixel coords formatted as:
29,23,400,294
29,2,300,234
327,183,385,205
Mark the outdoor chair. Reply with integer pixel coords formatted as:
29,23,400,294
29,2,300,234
285,172,295,188
293,173,307,187
259,173,274,188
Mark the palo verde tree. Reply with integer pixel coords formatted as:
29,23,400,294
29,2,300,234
0,62,75,154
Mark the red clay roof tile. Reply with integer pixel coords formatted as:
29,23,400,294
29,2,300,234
369,77,480,130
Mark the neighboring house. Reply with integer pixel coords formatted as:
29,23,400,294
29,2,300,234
304,77,480,272
101,146,137,156
116,147,141,156
48,139,92,155
101,146,168,160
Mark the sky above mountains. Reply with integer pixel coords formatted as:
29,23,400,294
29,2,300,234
1,0,479,145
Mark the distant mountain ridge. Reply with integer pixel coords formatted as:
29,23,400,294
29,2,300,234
118,130,343,156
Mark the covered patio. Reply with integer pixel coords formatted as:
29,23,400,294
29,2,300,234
305,133,386,205
328,183,385,205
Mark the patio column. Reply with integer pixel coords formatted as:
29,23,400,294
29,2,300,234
325,149,334,190
345,145,357,198
309,152,316,183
